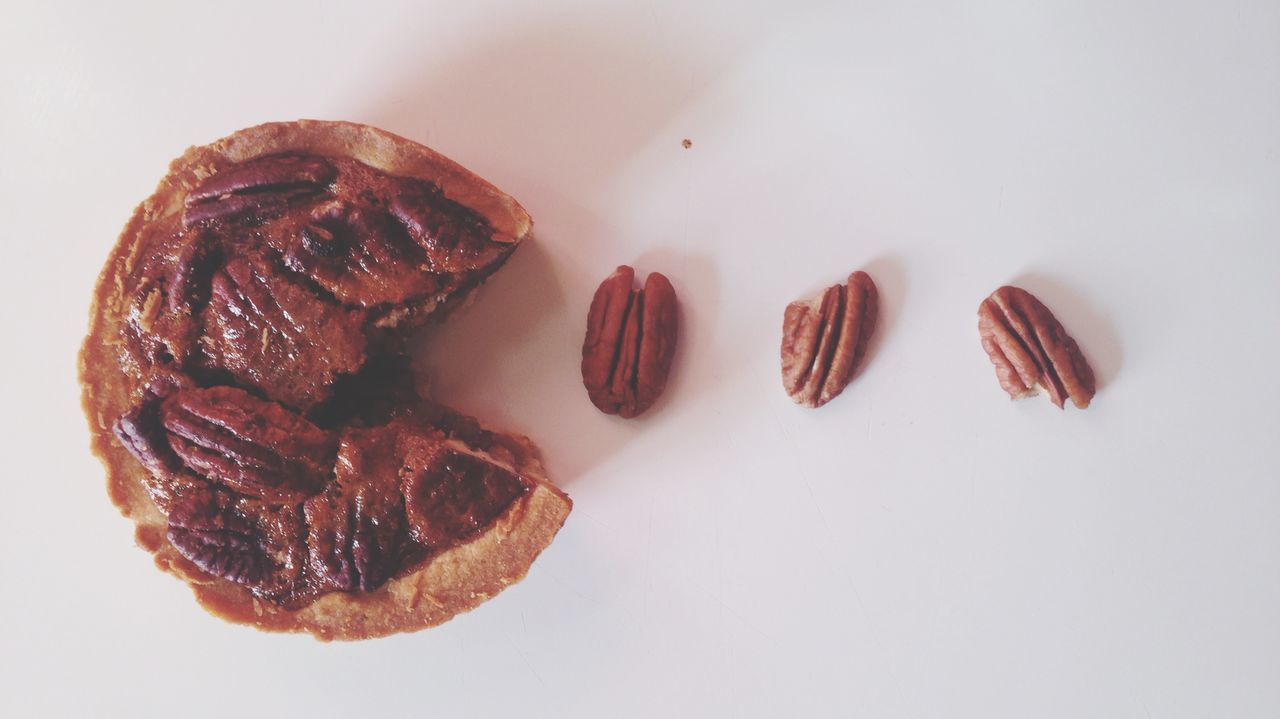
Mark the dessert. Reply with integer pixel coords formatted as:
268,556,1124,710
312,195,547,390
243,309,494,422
80,120,571,640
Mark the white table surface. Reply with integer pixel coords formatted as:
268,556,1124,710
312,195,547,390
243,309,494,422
3,1,1278,716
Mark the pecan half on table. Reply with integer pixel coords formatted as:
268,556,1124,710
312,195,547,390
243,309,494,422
781,270,879,408
581,265,679,418
977,285,1096,409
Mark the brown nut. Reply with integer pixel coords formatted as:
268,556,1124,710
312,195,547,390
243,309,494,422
977,285,1096,409
400,441,530,550
183,154,336,228
200,253,368,411
781,270,879,408
581,265,678,418
158,386,338,502
389,180,513,273
285,201,441,306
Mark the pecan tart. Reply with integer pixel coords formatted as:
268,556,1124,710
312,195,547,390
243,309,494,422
80,120,572,640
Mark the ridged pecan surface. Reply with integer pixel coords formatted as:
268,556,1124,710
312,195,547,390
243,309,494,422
581,266,678,418
977,285,1095,409
159,386,336,502
781,270,879,408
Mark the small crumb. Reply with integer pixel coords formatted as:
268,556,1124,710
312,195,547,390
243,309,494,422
681,138,693,149
137,286,163,331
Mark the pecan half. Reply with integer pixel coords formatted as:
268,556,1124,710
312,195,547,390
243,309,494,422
159,386,337,502
113,373,207,511
130,230,224,368
116,398,183,483
581,266,679,418
389,180,507,274
781,270,879,408
400,438,529,550
166,489,306,594
977,285,1095,409
199,253,368,410
166,229,221,316
113,227,215,372
183,154,336,228
167,490,268,584
280,201,439,306
305,486,405,593
304,427,408,593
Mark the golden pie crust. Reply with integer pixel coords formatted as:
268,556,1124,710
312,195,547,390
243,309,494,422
80,120,571,640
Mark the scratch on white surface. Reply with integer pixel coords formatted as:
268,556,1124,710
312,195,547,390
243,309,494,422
545,569,591,602
646,496,655,551
572,507,622,533
715,503,726,640
695,585,776,643
802,472,834,540
683,196,691,245
504,631,547,690
768,404,835,540
642,495,656,630
844,574,893,665
769,400,798,454
772,400,891,664
456,634,468,696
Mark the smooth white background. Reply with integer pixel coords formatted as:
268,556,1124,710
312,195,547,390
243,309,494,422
2,1,1277,716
